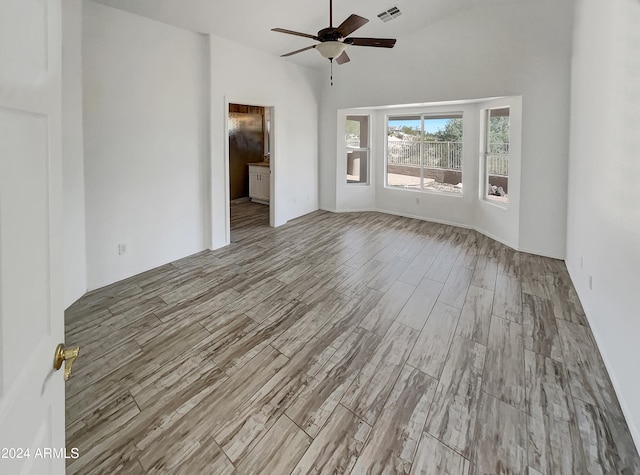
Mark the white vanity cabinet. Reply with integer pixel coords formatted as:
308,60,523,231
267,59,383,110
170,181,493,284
248,164,270,204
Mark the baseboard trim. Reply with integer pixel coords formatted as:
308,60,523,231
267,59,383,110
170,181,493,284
322,206,473,229
324,206,568,260
324,207,528,252
230,197,250,205
375,208,476,231
516,246,565,260
474,226,519,252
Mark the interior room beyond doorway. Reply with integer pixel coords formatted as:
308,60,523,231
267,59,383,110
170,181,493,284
228,103,272,239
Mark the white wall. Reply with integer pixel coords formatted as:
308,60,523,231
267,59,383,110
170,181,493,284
567,0,640,449
83,2,210,289
319,0,573,258
209,35,320,249
62,0,87,307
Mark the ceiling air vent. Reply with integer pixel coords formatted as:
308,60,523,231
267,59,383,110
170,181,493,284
377,6,402,23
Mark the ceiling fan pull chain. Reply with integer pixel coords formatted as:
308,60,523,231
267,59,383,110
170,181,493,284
330,58,334,86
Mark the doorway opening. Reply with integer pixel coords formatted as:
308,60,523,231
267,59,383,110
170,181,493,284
227,103,274,243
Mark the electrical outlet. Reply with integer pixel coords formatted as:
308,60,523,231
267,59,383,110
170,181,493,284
415,197,420,204
588,275,593,290
118,244,126,255
580,257,583,268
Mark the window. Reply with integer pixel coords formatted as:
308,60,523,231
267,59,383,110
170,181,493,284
346,115,369,184
386,114,463,193
483,107,510,204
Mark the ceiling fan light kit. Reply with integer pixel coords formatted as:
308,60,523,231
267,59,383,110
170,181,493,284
315,41,348,60
272,0,397,85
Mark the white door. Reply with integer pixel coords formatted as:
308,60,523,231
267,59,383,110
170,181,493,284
0,1,67,474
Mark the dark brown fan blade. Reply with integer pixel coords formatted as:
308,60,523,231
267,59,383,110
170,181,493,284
335,50,350,65
281,45,316,57
336,14,369,37
344,37,396,48
272,28,320,41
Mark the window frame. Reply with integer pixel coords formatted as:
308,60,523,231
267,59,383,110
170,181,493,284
481,106,510,208
384,111,464,196
345,115,371,186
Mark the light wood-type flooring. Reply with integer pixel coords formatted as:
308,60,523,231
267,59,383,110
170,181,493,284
65,202,640,474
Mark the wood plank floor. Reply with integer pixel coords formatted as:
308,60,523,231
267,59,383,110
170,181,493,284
65,202,640,474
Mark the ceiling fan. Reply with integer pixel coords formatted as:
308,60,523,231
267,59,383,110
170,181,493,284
272,0,397,82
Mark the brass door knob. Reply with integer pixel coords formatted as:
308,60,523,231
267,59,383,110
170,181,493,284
53,343,80,381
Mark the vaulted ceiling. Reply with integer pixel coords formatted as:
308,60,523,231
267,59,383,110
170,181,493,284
91,0,526,68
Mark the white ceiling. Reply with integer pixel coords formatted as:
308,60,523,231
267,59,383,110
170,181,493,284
90,0,524,68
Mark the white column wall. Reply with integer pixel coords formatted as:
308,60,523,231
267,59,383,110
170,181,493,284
566,0,640,450
83,2,210,289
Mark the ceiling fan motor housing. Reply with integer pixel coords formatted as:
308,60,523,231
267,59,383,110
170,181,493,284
317,27,344,41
